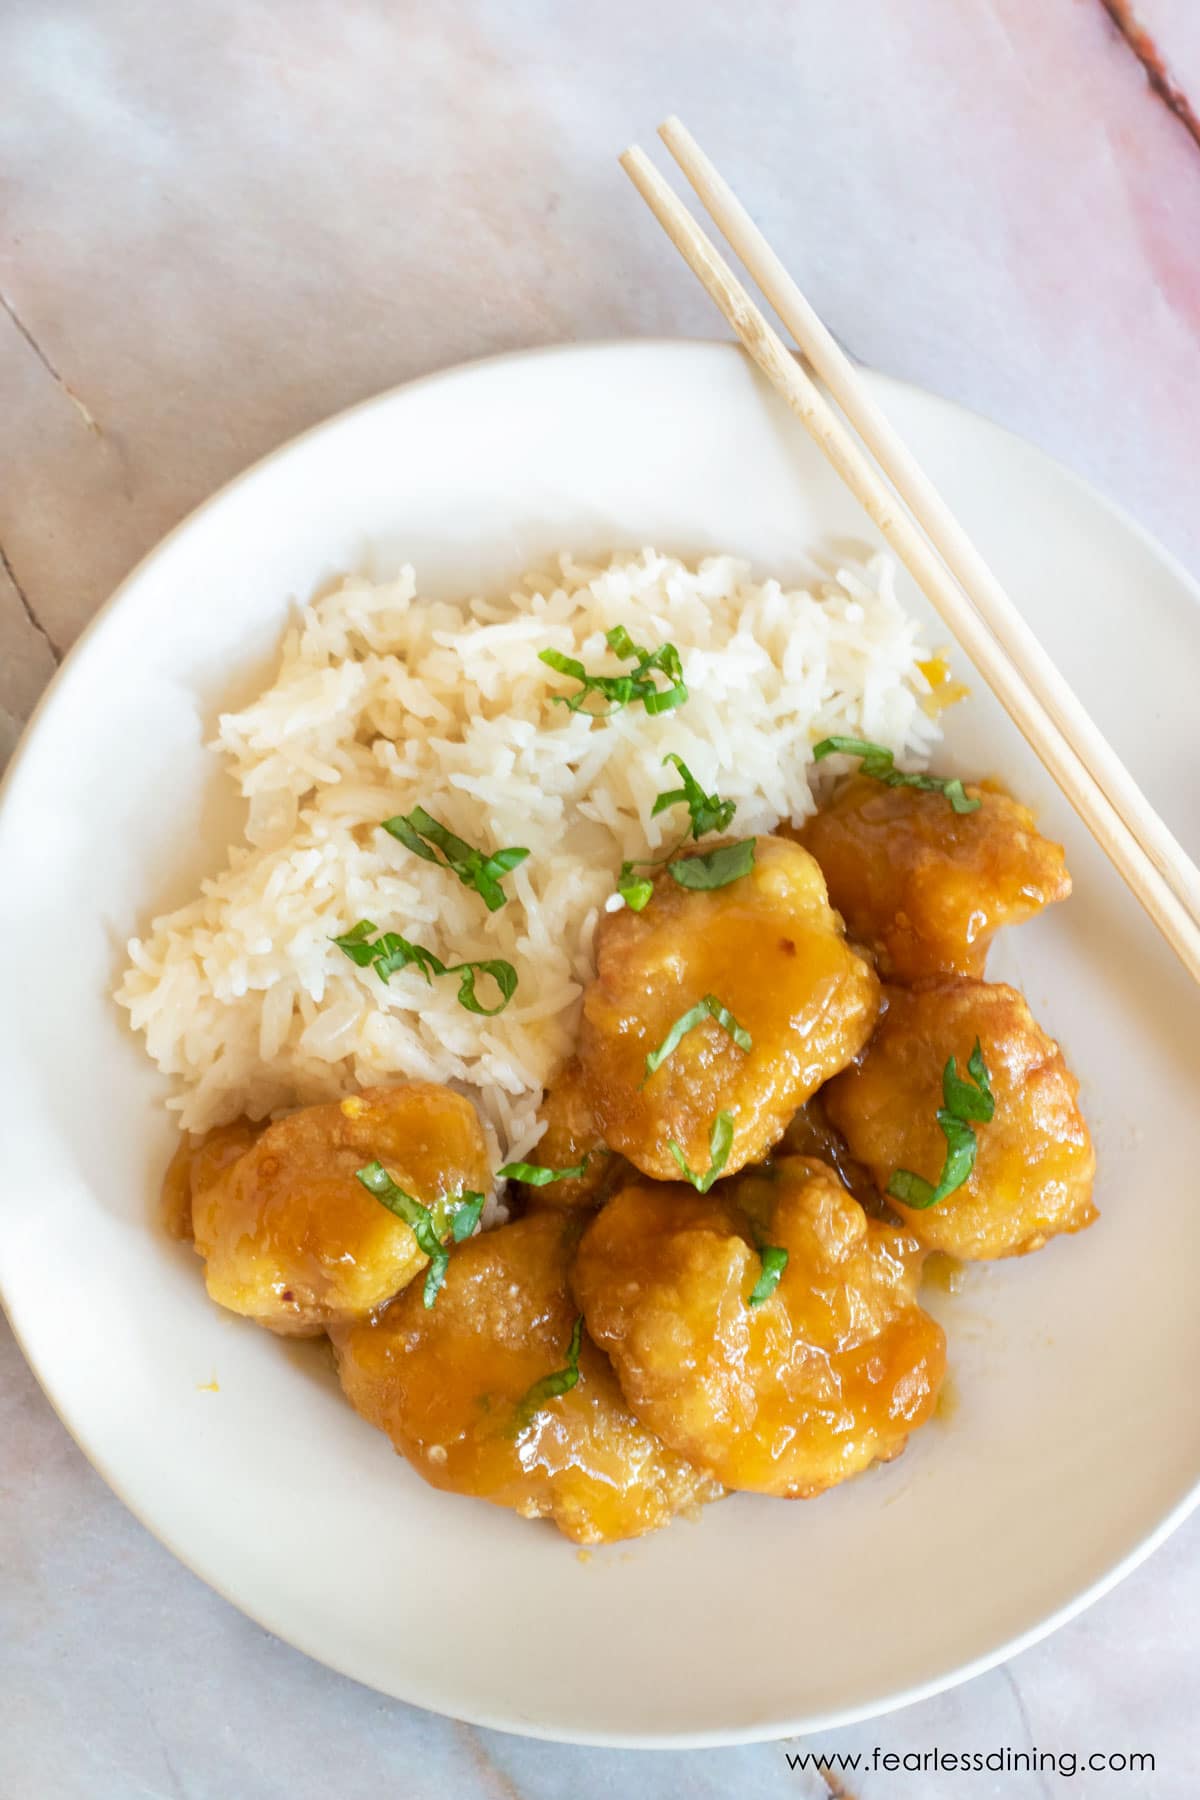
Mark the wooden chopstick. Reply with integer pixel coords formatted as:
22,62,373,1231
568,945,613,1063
657,114,1200,919
619,141,1200,984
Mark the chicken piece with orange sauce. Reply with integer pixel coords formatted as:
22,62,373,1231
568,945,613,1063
572,1157,944,1497
824,978,1096,1260
579,835,880,1185
189,1082,491,1335
161,1117,263,1240
333,1210,721,1544
517,1059,626,1210
790,776,1070,982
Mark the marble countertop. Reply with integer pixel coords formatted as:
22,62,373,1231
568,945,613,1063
3,2,1199,1793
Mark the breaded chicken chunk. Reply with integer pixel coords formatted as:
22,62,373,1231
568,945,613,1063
161,1117,262,1241
572,1157,944,1497
517,1059,626,1210
190,1083,491,1334
791,777,1070,982
579,836,879,1184
824,979,1096,1259
333,1211,721,1544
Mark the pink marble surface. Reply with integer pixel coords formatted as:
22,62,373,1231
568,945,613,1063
3,2,1200,1793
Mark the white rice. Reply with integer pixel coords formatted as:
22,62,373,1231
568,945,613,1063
116,547,943,1168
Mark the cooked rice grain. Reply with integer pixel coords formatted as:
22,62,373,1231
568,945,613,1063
116,547,942,1165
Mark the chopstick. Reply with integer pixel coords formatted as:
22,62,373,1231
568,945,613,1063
657,115,1200,919
619,136,1200,985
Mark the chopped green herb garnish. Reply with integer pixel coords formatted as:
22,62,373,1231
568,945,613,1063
496,1155,591,1187
450,1192,487,1242
643,995,751,1082
942,1039,995,1122
538,626,688,717
652,754,737,839
812,736,980,815
886,1038,995,1209
616,861,656,911
512,1315,585,1431
887,1122,976,1212
668,1110,736,1193
613,839,687,910
748,1243,789,1307
356,1160,452,1306
333,919,442,981
332,920,518,1016
381,807,530,912
451,961,518,1016
356,1164,488,1295
611,757,737,913
667,838,756,891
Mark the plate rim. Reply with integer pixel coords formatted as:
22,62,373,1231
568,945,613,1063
2,336,1199,1748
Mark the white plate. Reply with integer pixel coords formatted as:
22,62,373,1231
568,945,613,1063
2,342,1199,1748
